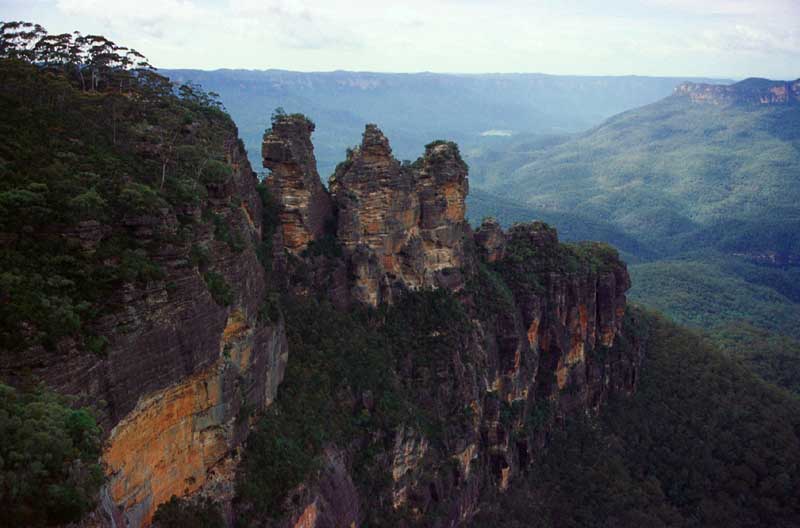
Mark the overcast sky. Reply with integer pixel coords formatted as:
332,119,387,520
2,0,798,79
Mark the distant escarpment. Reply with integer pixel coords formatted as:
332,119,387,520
675,77,800,105
239,114,642,526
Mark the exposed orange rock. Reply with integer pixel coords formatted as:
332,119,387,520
104,360,229,527
526,318,540,348
102,309,287,527
293,502,319,528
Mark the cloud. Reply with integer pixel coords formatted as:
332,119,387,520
53,0,363,51
643,0,798,17
701,24,800,55
3,0,797,77
228,0,362,50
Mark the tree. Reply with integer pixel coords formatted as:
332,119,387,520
0,21,46,61
0,383,104,526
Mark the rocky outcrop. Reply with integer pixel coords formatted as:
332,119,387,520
1,132,288,527
6,111,638,528
261,121,642,527
263,114,333,254
328,126,470,305
675,78,800,106
474,217,506,262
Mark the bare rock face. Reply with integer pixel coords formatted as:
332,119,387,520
263,114,333,254
1,134,289,527
474,217,506,262
675,78,800,106
329,125,470,305
496,223,634,415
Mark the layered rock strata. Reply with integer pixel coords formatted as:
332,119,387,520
675,78,800,106
2,132,288,527
262,115,333,254
261,119,642,526
264,120,471,306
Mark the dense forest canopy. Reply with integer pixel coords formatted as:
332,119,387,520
0,21,236,355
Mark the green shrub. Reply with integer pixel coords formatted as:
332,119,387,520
210,211,245,253
203,271,233,306
119,183,167,215
118,250,165,283
0,383,104,526
200,159,232,184
190,244,211,269
85,335,109,356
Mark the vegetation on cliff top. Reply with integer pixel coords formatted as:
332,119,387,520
0,22,241,354
1,22,259,525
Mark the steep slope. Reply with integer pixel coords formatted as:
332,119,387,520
0,52,287,526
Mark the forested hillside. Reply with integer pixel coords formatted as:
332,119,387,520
465,82,800,393
0,22,286,526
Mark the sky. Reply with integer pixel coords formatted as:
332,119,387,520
2,0,798,79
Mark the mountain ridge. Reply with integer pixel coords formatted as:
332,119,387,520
675,77,800,106
162,68,732,177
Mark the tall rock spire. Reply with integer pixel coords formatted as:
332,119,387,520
262,114,333,254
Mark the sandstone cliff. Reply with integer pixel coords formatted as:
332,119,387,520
675,77,800,106
3,109,638,527
1,128,288,527
263,114,333,255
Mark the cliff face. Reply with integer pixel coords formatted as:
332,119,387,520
5,106,637,527
675,78,800,106
2,133,288,527
256,120,642,527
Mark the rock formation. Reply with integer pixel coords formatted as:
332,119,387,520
262,114,333,254
329,126,470,305
675,77,800,106
258,121,642,526
3,112,639,527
